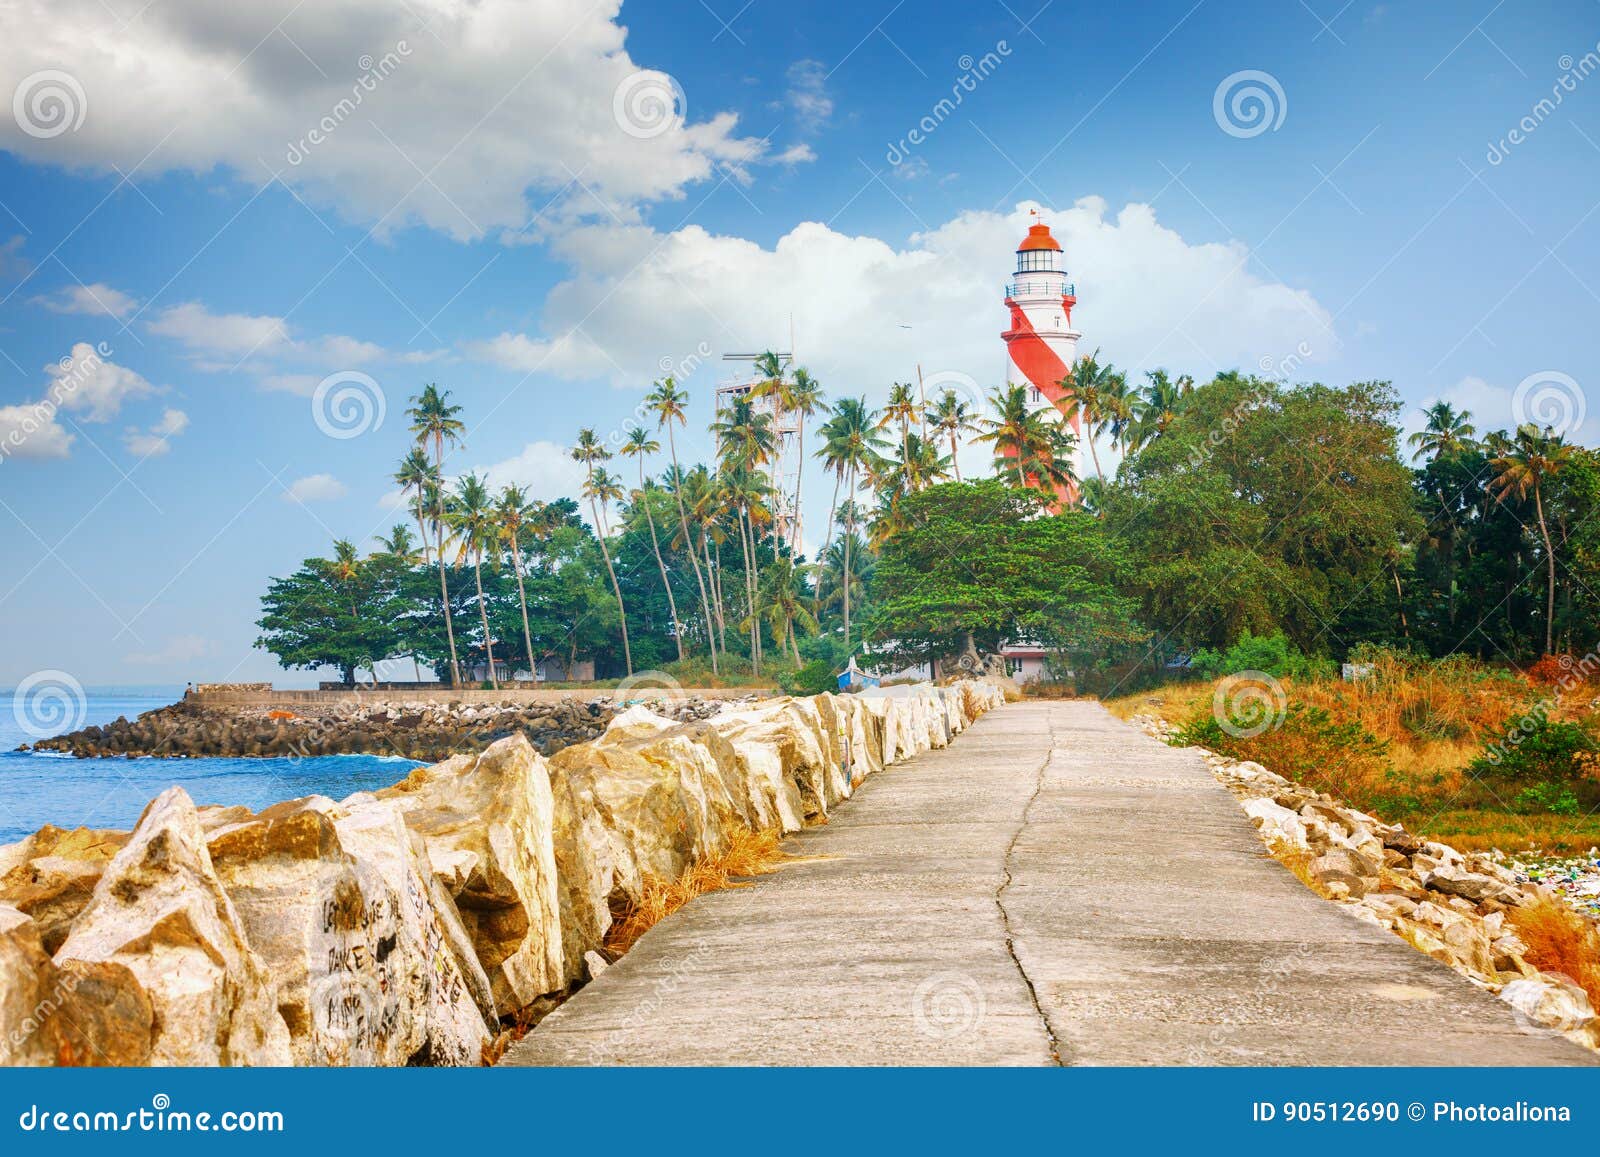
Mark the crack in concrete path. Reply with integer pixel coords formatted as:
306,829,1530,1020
996,721,1062,1065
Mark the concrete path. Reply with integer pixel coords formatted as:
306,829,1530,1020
505,701,1596,1066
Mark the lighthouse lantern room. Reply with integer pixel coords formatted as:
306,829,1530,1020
1001,214,1084,491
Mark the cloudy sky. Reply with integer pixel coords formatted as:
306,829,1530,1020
0,0,1596,685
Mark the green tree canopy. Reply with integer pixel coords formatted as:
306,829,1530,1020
866,479,1145,669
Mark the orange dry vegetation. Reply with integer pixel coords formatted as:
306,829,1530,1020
1510,898,1600,1011
604,826,794,955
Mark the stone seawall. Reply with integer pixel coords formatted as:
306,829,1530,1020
0,681,1005,1066
21,691,753,762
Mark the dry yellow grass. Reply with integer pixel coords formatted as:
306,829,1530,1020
1509,897,1600,1011
603,825,795,955
1107,660,1600,853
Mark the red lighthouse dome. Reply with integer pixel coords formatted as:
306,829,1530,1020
1017,223,1061,252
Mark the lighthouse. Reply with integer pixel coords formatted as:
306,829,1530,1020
1001,215,1083,499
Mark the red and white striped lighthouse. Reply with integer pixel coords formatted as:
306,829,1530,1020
1001,214,1083,501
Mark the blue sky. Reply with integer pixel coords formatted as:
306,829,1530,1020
0,0,1597,686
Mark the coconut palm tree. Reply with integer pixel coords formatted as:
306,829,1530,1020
815,396,888,654
372,525,425,681
681,464,730,656
406,385,465,686
1489,423,1575,656
646,377,718,673
751,556,817,665
1127,369,1190,450
787,368,826,553
572,429,632,676
620,427,685,662
1060,351,1124,486
1409,401,1478,462
392,448,437,566
929,389,979,481
494,484,539,683
879,381,920,463
447,472,501,689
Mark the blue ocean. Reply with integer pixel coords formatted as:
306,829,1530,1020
0,687,421,846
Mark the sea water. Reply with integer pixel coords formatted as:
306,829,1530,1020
0,688,421,845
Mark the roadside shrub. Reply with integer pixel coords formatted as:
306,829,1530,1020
1513,782,1582,816
1178,701,1391,804
1468,714,1600,787
1188,630,1333,681
780,660,836,697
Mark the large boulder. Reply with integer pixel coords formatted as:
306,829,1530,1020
204,793,493,1066
54,788,292,1066
0,826,126,955
379,735,565,1013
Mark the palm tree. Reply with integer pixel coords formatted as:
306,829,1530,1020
816,528,872,626
1127,369,1190,450
391,447,437,566
1489,423,1575,656
1409,401,1477,462
373,525,425,682
975,384,1079,501
406,385,465,686
447,473,501,689
1060,351,1124,486
879,381,920,464
815,396,888,654
646,377,718,673
752,556,817,665
621,427,685,663
787,368,825,553
681,464,730,656
714,396,779,671
573,429,632,676
494,484,539,683
929,389,979,482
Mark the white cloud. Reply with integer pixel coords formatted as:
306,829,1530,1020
147,302,290,360
123,407,189,456
785,60,833,133
772,143,817,165
465,199,1335,399
123,633,215,666
0,401,74,459
0,342,165,461
1,0,781,239
46,342,158,421
476,440,587,502
33,282,139,318
284,473,349,502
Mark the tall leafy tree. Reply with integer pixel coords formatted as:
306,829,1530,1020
495,483,540,680
815,396,888,653
448,472,502,688
646,377,718,673
1409,401,1478,462
1489,423,1575,656
867,479,1145,671
929,388,979,482
621,427,685,662
573,429,633,675
406,384,465,686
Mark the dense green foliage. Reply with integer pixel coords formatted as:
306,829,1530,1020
256,360,1600,696
865,479,1144,669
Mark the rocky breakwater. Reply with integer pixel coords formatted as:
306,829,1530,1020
1133,714,1600,1054
0,681,1005,1066
22,693,738,762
